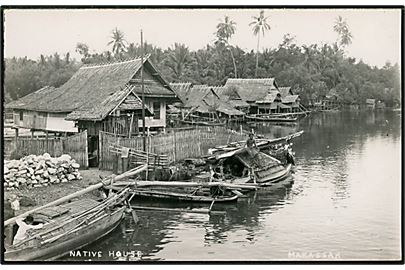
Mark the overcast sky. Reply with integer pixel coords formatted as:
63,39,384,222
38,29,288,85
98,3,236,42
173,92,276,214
4,8,402,67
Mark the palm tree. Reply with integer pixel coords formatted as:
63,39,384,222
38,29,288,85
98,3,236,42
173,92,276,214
249,10,271,77
107,28,127,57
165,43,192,80
215,16,238,78
333,16,353,48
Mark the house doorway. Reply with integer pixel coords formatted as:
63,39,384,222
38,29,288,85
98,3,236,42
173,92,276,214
88,135,99,167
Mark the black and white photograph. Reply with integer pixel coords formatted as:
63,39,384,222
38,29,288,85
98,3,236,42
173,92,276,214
1,6,403,263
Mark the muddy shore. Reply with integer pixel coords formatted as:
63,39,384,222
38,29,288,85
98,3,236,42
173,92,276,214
4,168,114,215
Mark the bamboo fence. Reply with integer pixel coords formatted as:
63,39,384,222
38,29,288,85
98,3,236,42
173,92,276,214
99,127,247,170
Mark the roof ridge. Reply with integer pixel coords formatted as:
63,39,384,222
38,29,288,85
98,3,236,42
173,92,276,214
80,54,151,69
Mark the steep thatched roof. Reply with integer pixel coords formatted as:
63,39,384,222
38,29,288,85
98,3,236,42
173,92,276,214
214,86,250,108
180,85,244,116
279,87,293,98
282,95,300,104
170,82,193,103
224,78,279,102
65,85,153,121
256,91,282,104
7,57,177,118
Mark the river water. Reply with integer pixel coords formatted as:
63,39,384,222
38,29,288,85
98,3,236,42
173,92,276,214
64,110,402,262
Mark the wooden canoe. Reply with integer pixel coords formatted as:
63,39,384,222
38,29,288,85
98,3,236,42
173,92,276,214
179,119,226,126
4,189,130,261
130,189,238,203
225,164,292,187
246,115,298,122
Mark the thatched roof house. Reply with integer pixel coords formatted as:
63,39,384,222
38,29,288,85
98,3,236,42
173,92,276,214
213,86,250,109
177,84,244,117
7,57,178,134
278,87,293,98
224,78,279,103
170,82,193,104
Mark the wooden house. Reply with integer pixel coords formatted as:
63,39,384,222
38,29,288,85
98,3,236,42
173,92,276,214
7,57,178,135
224,78,279,114
225,78,280,114
173,84,244,124
366,99,376,110
213,86,250,113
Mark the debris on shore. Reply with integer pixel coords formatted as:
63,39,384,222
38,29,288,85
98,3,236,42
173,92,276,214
4,153,82,191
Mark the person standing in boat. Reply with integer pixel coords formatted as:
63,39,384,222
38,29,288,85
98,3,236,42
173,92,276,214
246,133,257,149
246,132,259,157
13,215,44,245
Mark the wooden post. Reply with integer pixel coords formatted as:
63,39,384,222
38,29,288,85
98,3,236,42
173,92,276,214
14,128,19,145
141,30,146,152
173,129,177,162
45,130,49,153
129,112,134,138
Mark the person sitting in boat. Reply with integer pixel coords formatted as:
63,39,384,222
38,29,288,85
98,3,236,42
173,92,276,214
13,215,44,245
284,140,295,165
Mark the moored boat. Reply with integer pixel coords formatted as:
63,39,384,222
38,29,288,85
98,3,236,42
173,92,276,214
246,114,298,122
4,188,130,261
130,188,238,203
4,165,148,262
205,147,294,187
179,119,226,126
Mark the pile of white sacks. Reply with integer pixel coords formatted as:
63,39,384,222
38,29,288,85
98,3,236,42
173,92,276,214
4,153,83,190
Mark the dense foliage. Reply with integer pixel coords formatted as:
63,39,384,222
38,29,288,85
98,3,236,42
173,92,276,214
4,15,400,107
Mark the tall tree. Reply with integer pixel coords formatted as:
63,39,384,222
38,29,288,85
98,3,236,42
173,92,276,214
249,10,271,77
107,28,127,57
215,16,238,78
164,43,192,81
75,42,90,63
333,16,353,48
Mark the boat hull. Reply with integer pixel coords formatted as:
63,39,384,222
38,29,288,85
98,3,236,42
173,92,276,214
131,189,238,203
246,115,298,122
4,207,126,261
179,119,226,126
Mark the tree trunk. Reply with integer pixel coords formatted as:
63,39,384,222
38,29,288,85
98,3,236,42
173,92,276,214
229,48,237,78
255,34,260,78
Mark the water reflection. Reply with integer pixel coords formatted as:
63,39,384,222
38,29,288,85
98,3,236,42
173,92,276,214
62,110,401,261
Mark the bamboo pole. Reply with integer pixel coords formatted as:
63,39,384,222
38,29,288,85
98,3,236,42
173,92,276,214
4,164,148,226
112,180,258,190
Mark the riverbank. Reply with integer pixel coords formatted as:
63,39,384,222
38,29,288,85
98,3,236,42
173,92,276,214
5,168,113,215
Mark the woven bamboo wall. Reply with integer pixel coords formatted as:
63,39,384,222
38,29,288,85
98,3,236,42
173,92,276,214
8,131,89,168
99,127,247,170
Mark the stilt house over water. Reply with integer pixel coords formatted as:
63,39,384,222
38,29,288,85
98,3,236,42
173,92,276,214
223,78,303,114
7,56,179,137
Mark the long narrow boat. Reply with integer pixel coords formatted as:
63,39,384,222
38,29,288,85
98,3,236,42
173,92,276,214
246,115,298,122
130,188,238,203
4,165,148,262
4,188,130,261
179,119,226,126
